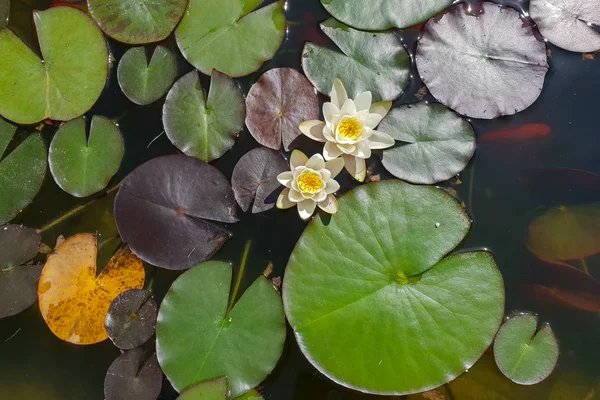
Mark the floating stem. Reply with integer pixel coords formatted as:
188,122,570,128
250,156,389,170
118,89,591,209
226,240,252,316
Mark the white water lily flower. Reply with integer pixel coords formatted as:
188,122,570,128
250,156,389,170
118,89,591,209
299,79,395,182
276,150,344,221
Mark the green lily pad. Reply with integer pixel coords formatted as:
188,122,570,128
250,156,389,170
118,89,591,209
0,224,42,318
88,0,187,44
416,3,548,119
0,0,9,29
117,46,177,105
175,0,286,78
0,6,108,124
302,19,410,101
283,181,505,395
530,0,600,53
235,389,262,400
379,103,475,185
177,377,228,400
156,262,286,397
48,116,124,198
0,119,47,225
163,70,245,162
321,0,454,30
494,314,559,385
527,203,600,261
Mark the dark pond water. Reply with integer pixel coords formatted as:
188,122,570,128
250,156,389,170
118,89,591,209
1,0,599,398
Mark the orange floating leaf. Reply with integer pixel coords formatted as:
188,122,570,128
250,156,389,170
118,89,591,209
38,233,144,345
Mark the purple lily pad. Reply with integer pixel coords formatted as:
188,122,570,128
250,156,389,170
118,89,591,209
105,289,158,350
104,349,162,400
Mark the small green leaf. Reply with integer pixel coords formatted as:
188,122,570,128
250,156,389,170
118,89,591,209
177,377,228,400
380,103,475,184
302,19,410,101
321,0,454,30
175,0,286,78
0,119,47,224
117,46,177,105
494,314,559,385
163,70,245,162
0,7,108,124
49,116,124,198
156,262,286,398
283,181,505,395
88,0,187,44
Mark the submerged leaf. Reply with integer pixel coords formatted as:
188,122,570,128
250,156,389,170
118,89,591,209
114,155,238,270
527,203,600,261
246,68,319,151
118,46,178,105
416,3,548,119
0,6,108,124
163,70,245,162
156,262,286,397
530,0,600,53
0,119,47,225
104,349,163,400
0,224,42,318
283,181,505,395
105,289,157,350
380,103,475,184
175,0,286,77
38,234,145,344
48,116,124,198
321,0,454,30
177,377,228,400
494,314,559,385
231,148,288,214
88,0,187,44
302,19,410,101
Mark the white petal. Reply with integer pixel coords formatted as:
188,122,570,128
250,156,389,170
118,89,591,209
289,188,304,203
290,150,308,169
298,199,317,220
323,125,335,141
340,99,357,116
331,79,347,109
314,190,327,203
323,142,343,160
355,141,372,158
299,120,326,142
343,154,366,182
365,113,384,129
338,143,356,155
318,194,339,214
276,188,295,209
370,100,392,119
325,179,340,194
320,169,331,181
325,157,344,178
277,171,294,187
305,153,326,170
367,130,396,150
354,91,372,112
323,103,339,123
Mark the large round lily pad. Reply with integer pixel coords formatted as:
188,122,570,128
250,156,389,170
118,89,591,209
88,0,187,44
379,103,475,184
246,68,319,151
118,46,178,105
163,70,245,162
530,0,600,53
283,181,505,395
0,119,47,225
157,262,286,397
175,0,286,78
302,19,410,101
49,116,124,198
104,349,163,400
527,203,600,261
0,6,108,124
0,224,42,318
416,3,548,119
114,155,238,270
494,314,559,385
321,0,454,30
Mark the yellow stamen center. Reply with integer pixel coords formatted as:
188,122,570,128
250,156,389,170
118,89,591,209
297,171,323,194
338,117,362,140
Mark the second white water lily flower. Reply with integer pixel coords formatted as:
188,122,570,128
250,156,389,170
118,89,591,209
276,150,344,221
299,79,395,182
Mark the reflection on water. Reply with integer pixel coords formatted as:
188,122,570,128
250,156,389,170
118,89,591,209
1,0,599,398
